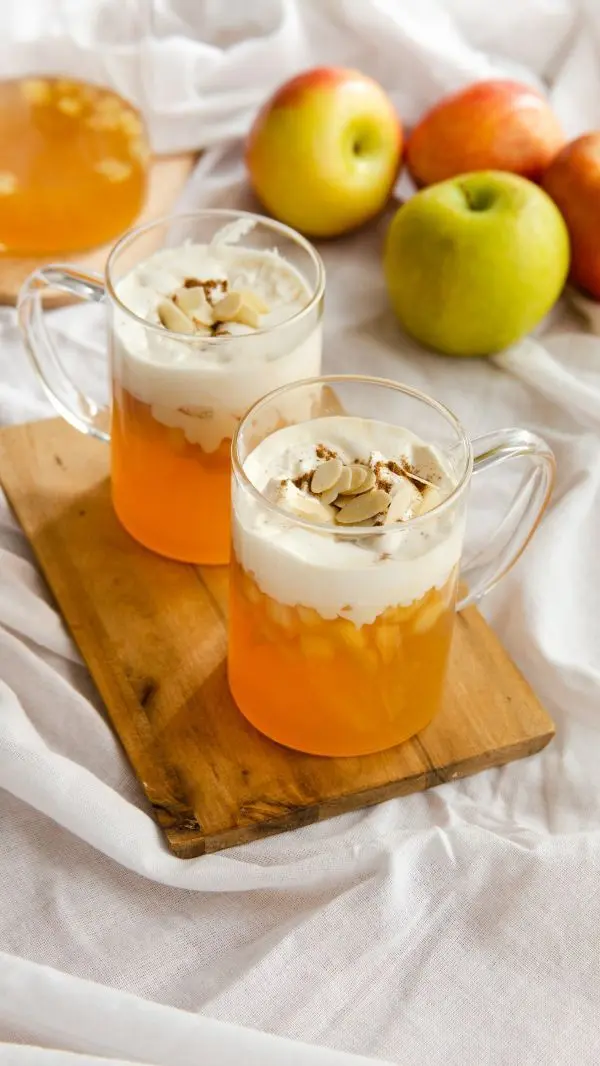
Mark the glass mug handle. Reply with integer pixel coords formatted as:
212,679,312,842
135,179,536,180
18,266,110,443
457,428,555,610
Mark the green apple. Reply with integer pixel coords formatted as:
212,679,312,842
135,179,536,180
383,171,570,357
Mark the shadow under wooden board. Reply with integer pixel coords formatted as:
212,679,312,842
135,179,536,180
0,153,197,305
0,418,555,858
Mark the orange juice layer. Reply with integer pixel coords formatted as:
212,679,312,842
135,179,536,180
0,77,148,256
111,386,231,564
228,559,457,756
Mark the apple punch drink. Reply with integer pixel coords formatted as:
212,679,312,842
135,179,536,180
110,210,324,564
229,377,470,757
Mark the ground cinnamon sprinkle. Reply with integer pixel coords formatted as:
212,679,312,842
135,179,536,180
388,458,426,494
372,459,394,492
316,443,338,461
184,277,229,302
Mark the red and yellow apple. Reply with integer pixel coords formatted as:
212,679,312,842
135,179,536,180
245,68,402,238
542,133,600,300
406,79,564,188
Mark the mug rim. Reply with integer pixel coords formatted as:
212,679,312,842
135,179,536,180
231,374,474,536
104,208,326,342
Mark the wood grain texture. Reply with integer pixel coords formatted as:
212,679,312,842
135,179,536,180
0,153,197,305
0,418,555,858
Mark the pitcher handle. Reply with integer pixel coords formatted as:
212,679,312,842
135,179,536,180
17,266,110,443
457,428,555,610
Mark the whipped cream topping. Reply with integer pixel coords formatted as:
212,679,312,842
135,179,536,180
116,219,310,338
233,415,465,626
111,221,322,451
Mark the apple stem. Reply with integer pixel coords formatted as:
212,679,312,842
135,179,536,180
460,183,496,212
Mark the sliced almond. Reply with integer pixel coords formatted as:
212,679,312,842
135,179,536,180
212,291,242,322
311,457,343,494
339,465,367,496
384,480,420,524
157,299,196,335
289,496,335,525
319,486,340,506
173,286,204,312
174,286,213,326
351,466,376,493
235,299,261,329
239,289,269,315
333,465,352,495
335,488,392,525
212,290,262,328
416,485,444,516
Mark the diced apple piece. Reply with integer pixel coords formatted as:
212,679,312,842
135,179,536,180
242,573,261,604
296,605,323,627
382,599,421,624
411,596,446,634
267,598,295,630
362,649,379,672
300,634,334,659
374,624,401,664
335,618,367,652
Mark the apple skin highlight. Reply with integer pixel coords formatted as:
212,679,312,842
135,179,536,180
542,133,600,300
383,171,570,357
246,67,403,238
407,79,565,187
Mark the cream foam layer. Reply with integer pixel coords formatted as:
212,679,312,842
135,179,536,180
233,416,465,627
112,225,321,451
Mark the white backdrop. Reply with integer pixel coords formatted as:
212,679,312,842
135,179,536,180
1,2,600,1064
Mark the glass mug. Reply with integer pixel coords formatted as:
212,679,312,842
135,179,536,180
18,209,325,564
229,375,555,757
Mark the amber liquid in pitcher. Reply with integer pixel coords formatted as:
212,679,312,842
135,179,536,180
0,77,149,256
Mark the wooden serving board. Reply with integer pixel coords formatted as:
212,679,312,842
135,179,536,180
0,418,555,858
0,153,197,305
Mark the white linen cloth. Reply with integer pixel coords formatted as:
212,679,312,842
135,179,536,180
1,2,600,1064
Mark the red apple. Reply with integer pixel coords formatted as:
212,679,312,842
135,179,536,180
407,79,564,187
542,133,600,299
246,68,402,238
